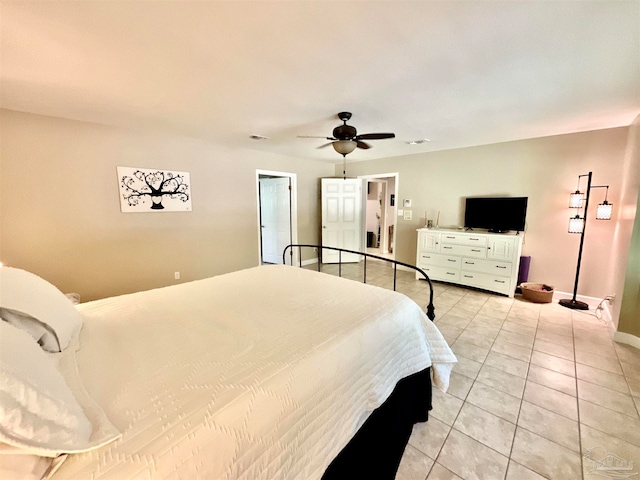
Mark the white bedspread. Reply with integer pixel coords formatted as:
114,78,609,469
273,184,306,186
53,265,456,480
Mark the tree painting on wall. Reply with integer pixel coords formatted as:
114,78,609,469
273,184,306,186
117,166,192,212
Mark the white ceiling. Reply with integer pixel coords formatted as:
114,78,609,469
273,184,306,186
2,1,639,164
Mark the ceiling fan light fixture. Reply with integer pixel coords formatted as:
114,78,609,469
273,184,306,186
299,112,395,157
333,140,357,156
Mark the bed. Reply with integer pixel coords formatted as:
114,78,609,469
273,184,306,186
0,261,456,480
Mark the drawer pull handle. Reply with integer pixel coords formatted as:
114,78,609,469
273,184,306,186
443,246,452,249
471,249,481,252
494,280,505,284
464,275,473,278
447,272,456,276
465,261,475,265
447,259,457,262
470,238,479,241
446,236,455,239
496,265,507,269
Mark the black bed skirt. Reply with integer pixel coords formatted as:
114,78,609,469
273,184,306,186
322,367,433,480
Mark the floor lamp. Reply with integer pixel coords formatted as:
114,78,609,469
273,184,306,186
560,171,612,310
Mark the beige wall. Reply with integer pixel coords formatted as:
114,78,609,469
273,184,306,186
616,115,640,336
0,109,333,301
3,108,637,331
341,128,636,315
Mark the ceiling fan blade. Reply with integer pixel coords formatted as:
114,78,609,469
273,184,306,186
298,135,335,139
356,141,371,150
317,142,334,149
355,133,395,140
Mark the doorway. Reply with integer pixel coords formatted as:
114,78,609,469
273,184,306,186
256,170,298,265
359,173,398,260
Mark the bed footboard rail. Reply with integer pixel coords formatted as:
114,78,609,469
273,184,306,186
282,244,436,321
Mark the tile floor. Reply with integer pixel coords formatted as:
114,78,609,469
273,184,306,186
303,260,640,480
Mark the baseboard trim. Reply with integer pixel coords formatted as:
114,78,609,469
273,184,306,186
553,290,614,328
301,257,318,267
553,290,602,306
613,331,640,349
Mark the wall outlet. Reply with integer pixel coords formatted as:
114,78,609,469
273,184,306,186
174,271,180,280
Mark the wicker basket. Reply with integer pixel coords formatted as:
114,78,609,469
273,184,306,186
520,283,555,303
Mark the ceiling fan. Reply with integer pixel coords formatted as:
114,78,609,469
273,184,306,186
298,112,395,157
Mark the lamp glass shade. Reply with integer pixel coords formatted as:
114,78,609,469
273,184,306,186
332,140,357,155
569,191,584,208
596,201,612,220
568,215,584,234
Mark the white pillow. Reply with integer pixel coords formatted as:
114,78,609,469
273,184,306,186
0,309,59,352
0,267,82,352
0,322,92,456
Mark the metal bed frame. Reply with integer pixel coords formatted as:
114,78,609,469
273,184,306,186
283,244,436,321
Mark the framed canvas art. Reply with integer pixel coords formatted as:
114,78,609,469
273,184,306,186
117,166,192,212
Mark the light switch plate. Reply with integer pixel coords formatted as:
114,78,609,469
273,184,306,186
397,209,404,217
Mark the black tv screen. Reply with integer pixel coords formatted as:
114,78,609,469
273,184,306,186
464,197,528,233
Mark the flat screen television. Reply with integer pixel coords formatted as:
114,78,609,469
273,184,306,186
464,197,528,233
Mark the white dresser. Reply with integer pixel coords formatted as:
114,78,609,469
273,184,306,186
416,228,523,297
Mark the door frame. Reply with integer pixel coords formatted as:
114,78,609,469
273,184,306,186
365,180,387,251
358,172,399,257
256,170,298,265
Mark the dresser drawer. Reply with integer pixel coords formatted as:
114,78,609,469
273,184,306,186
460,271,512,295
419,252,461,269
461,258,513,277
440,233,488,247
421,265,461,282
440,244,487,259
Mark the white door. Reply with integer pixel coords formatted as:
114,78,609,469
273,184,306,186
321,178,364,263
259,177,291,264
